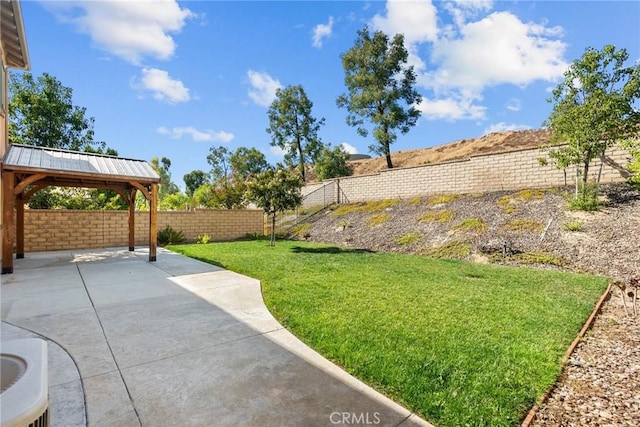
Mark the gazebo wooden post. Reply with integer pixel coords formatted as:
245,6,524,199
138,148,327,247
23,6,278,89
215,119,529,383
149,182,158,262
2,171,15,274
16,193,24,259
128,188,136,251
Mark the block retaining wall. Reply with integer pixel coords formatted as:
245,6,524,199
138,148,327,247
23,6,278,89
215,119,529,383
19,209,264,252
303,146,632,206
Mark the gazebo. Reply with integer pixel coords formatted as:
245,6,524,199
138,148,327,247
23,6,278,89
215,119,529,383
1,144,160,274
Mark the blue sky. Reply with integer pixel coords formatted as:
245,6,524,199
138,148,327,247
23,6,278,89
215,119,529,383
16,0,640,188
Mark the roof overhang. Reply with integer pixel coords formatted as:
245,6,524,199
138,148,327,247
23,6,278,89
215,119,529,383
1,0,30,70
1,144,161,188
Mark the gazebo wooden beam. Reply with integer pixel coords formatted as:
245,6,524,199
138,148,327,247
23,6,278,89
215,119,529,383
13,173,46,195
16,193,25,259
2,172,15,274
128,188,137,251
149,182,158,262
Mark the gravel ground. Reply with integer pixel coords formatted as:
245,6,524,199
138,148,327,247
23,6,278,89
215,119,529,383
300,183,640,426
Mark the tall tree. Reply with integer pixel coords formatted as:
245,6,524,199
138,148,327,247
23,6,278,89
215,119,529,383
337,26,422,169
543,45,640,189
267,85,325,181
183,170,209,197
230,147,269,179
245,166,303,246
205,146,249,209
9,72,105,151
150,156,180,201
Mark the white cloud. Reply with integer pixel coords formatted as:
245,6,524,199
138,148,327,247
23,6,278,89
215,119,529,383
428,12,567,91
371,0,438,45
483,122,531,135
371,1,568,122
312,16,334,48
270,145,287,157
157,126,234,143
135,68,190,104
444,0,493,28
45,0,195,64
247,70,282,107
341,143,358,154
506,98,521,112
417,96,486,121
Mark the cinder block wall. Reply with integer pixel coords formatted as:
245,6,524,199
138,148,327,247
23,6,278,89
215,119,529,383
306,146,632,205
22,209,264,252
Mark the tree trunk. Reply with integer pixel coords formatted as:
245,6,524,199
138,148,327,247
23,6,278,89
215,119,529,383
385,152,393,169
583,160,590,184
597,152,605,184
270,213,276,246
297,138,306,182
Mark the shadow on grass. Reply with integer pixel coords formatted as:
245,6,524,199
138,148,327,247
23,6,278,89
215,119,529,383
175,253,228,270
290,246,376,255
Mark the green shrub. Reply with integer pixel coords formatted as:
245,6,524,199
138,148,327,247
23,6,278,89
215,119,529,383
157,225,186,246
196,233,211,244
568,182,601,211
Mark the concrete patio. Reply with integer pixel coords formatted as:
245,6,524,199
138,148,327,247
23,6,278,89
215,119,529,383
1,247,431,427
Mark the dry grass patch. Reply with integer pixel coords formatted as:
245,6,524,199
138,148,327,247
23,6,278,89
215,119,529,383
501,219,544,233
426,194,461,205
290,223,312,238
396,232,422,245
451,218,487,235
417,209,456,224
368,213,391,226
331,199,400,217
505,251,566,267
422,240,471,259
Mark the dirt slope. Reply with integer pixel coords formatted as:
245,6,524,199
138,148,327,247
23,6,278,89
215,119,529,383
348,128,551,176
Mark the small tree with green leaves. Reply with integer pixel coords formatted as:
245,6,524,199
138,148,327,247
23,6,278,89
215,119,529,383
245,167,303,246
543,44,640,202
267,85,325,181
315,145,353,181
336,26,422,169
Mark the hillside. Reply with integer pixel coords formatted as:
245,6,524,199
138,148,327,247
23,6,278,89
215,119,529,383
348,128,551,176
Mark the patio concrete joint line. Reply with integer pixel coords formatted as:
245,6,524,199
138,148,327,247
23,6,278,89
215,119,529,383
75,263,142,427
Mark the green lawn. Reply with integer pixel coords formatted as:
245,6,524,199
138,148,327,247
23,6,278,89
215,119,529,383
169,240,608,427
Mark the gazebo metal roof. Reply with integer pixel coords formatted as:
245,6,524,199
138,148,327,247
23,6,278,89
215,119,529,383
3,144,160,183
